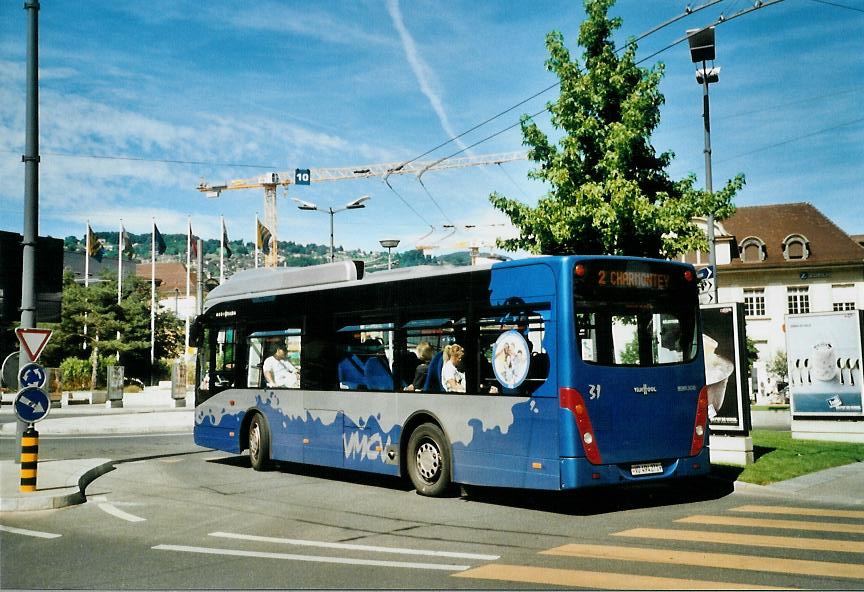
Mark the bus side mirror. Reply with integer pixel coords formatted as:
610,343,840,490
189,318,202,345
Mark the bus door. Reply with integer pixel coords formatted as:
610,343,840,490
571,260,702,466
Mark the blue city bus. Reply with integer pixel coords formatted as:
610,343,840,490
192,255,710,496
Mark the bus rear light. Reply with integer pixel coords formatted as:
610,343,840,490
575,264,586,277
560,387,603,465
591,473,601,480
690,386,709,456
684,270,694,282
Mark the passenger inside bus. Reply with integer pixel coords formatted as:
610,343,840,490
404,341,434,392
263,344,299,388
441,343,466,393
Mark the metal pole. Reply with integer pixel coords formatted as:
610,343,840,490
329,209,335,262
387,248,393,270
117,220,122,362
184,217,191,355
150,220,156,383
219,215,225,284
196,239,203,315
702,59,718,302
17,0,40,454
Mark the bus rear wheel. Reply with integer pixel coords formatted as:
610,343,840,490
248,413,271,471
407,423,452,497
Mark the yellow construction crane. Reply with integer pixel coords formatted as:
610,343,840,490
197,151,526,266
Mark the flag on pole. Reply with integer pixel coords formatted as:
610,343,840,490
257,219,272,255
188,221,199,259
222,219,232,258
87,225,105,261
121,226,135,259
154,224,167,255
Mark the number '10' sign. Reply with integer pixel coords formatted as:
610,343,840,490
294,168,311,185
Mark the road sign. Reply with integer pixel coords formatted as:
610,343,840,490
294,168,311,185
696,265,715,280
15,328,53,362
699,279,716,304
14,386,51,423
19,363,47,389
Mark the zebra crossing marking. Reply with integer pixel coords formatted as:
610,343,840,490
677,514,864,534
453,564,788,590
543,542,864,580
730,504,864,520
614,527,864,554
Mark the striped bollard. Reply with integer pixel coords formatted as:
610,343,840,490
20,425,39,492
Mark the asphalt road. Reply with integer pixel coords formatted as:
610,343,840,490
2,434,863,590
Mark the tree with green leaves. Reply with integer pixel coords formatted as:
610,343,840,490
491,0,744,258
41,271,183,384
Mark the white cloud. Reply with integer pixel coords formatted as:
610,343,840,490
385,0,469,155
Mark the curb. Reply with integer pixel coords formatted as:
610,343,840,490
0,460,115,512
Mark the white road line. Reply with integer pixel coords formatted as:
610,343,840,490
0,525,62,539
153,544,471,571
97,503,146,522
210,531,500,561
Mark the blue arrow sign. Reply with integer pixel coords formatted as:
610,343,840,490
14,386,51,423
19,363,47,389
696,265,715,280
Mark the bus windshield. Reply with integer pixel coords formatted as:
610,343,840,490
573,260,699,367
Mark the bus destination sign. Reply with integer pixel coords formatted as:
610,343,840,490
597,270,670,290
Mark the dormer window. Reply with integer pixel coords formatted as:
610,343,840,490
739,236,766,263
782,234,810,261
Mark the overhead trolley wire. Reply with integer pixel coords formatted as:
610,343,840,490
393,0,728,172
715,116,864,164
806,0,864,12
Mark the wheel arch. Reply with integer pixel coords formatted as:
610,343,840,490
399,410,452,479
239,407,265,453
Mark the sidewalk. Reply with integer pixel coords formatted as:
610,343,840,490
0,458,113,511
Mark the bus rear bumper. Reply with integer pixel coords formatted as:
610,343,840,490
560,447,711,489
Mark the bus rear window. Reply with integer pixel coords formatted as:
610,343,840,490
577,308,697,366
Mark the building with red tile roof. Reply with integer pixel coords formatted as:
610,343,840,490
693,203,863,400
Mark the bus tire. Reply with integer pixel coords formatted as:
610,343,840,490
248,413,271,471
407,423,452,497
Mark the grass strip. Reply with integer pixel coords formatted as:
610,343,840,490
735,430,864,485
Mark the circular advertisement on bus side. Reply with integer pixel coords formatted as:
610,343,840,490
493,330,530,389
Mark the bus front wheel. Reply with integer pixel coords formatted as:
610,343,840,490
248,413,271,471
407,423,452,497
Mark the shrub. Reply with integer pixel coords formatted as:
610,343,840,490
59,357,91,390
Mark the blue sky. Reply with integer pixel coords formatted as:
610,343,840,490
1,0,862,256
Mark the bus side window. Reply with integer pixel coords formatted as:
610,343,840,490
478,312,548,396
399,317,466,394
195,326,212,405
246,330,302,389
334,323,395,392
213,327,237,393
577,313,598,362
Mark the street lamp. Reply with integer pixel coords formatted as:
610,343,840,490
687,26,721,303
293,195,370,262
379,239,400,270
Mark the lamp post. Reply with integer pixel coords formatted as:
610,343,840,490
687,26,720,303
294,196,370,262
379,239,400,270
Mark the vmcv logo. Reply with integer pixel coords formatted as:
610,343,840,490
633,384,657,395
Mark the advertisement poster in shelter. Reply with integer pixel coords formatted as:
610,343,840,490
701,303,751,434
786,310,863,417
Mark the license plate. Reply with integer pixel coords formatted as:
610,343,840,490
631,462,663,476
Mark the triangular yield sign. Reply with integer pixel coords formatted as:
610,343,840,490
15,328,53,362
